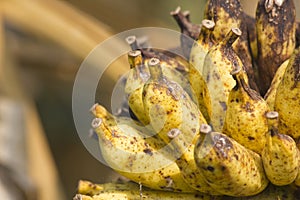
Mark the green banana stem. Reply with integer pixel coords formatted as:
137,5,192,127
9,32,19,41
221,28,242,48
148,58,163,81
128,50,143,69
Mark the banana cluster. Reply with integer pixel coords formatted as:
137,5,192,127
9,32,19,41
88,0,300,198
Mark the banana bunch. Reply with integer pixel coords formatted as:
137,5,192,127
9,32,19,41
78,0,300,199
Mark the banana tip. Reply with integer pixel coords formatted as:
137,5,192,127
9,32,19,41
231,27,242,36
266,111,279,119
202,19,215,29
91,118,102,129
200,124,212,134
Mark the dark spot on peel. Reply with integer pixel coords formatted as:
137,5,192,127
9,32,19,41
143,148,153,156
207,166,215,172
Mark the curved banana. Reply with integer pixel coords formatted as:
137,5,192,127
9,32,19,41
164,127,222,195
256,0,296,95
141,58,220,194
262,111,300,186
90,104,196,193
76,180,221,200
264,59,289,110
189,19,215,76
223,67,269,154
274,47,300,139
144,56,196,104
189,19,215,122
126,50,150,124
142,58,202,144
203,0,257,91
202,27,248,131
194,124,269,197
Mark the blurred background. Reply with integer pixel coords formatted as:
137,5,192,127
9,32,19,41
0,0,299,199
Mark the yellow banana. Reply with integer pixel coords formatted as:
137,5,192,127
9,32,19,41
203,0,257,91
141,58,220,194
126,50,150,124
189,19,215,122
142,58,202,144
274,47,300,139
256,0,296,95
261,111,300,186
189,19,216,76
90,104,196,192
194,124,269,197
202,27,248,131
223,67,269,154
164,128,221,195
76,180,221,200
264,59,289,110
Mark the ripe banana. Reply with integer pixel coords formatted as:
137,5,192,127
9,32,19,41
202,27,248,131
165,128,221,195
76,180,221,200
189,19,216,76
256,0,296,95
223,67,269,154
261,111,300,186
274,47,300,139
203,0,257,91
264,59,289,110
140,58,221,194
194,124,269,197
142,58,202,145
126,50,150,124
189,19,215,122
90,104,196,192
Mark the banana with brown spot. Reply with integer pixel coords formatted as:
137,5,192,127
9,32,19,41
203,0,257,91
262,111,300,186
223,67,269,154
274,47,300,139
256,0,296,95
264,59,289,110
189,19,215,122
202,27,248,131
126,50,150,124
194,124,269,197
90,104,196,193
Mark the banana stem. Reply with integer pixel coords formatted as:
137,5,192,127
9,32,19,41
221,28,242,48
230,66,243,88
148,58,163,81
126,35,139,51
265,111,280,136
198,19,215,44
170,6,201,40
128,50,142,69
